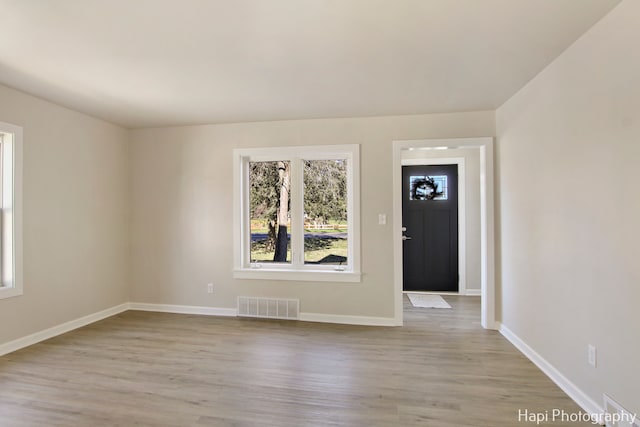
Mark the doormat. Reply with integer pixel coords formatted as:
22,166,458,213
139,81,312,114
406,293,452,309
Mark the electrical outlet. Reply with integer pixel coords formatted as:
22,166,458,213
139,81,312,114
588,344,597,367
207,283,214,294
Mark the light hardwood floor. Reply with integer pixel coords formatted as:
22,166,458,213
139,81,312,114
0,296,590,426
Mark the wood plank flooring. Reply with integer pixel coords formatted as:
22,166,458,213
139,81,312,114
0,296,590,426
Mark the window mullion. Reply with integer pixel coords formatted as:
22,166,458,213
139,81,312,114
238,156,246,267
346,154,354,270
0,138,3,283
289,157,304,268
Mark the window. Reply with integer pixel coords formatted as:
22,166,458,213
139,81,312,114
409,175,448,200
233,144,360,282
0,122,23,299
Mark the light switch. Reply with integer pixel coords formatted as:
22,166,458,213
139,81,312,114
378,214,386,225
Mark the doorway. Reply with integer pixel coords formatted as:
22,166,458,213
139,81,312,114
402,164,459,292
392,138,496,329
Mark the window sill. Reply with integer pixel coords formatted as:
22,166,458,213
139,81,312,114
0,286,22,300
233,268,362,283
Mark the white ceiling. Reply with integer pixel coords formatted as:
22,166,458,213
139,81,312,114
0,0,621,129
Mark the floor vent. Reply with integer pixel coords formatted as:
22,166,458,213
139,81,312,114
603,394,638,427
237,297,299,320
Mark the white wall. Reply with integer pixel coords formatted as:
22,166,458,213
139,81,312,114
496,0,638,413
0,84,130,345
401,148,481,292
130,112,494,320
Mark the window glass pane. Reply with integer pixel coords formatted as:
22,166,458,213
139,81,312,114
303,159,348,265
409,175,448,200
249,161,291,263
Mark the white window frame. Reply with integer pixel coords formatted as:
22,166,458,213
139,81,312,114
233,144,361,282
0,122,23,299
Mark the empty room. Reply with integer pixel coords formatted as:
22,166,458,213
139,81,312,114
0,0,638,426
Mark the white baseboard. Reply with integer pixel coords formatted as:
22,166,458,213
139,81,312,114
299,312,396,326
0,302,395,358
129,302,237,317
498,322,604,416
0,303,129,357
129,303,395,326
465,289,481,296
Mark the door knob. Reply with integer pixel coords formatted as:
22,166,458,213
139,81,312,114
402,235,412,241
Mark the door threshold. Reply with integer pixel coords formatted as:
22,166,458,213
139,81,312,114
403,291,460,296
